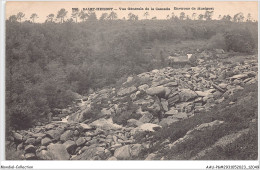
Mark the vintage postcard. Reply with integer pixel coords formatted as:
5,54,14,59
1,1,259,169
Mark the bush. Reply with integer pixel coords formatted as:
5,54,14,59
207,33,226,50
224,28,255,53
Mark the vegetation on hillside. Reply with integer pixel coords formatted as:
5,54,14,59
5,9,258,131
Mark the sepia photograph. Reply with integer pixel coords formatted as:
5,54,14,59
1,0,259,169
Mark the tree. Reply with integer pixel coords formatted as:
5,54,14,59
8,15,17,22
198,14,204,20
179,12,185,20
204,11,214,21
57,8,68,23
87,11,97,21
79,10,88,22
143,12,149,19
233,12,244,22
192,13,197,20
17,12,25,23
246,13,252,22
46,14,55,22
71,8,79,23
128,13,138,21
30,13,38,23
171,12,175,19
108,11,117,20
99,13,108,20
222,15,232,21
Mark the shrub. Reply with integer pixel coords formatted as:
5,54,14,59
224,28,255,53
207,33,226,50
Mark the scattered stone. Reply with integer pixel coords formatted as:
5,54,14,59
25,145,36,153
179,89,197,102
130,144,144,158
114,145,131,160
60,130,73,142
24,153,37,160
146,86,166,97
164,109,178,116
44,144,70,160
76,137,86,146
46,129,64,140
41,137,52,146
127,119,143,127
139,112,153,123
63,140,77,154
117,86,137,97
13,132,23,142
25,138,36,145
137,123,162,132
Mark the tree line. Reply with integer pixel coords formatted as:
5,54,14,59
8,9,256,23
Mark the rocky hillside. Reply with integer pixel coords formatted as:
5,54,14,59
6,53,258,160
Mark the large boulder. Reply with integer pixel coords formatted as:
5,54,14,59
39,144,70,160
127,119,143,127
146,86,166,97
130,144,144,158
136,123,162,132
71,146,105,160
68,105,92,123
114,145,131,160
179,89,197,102
117,86,137,97
90,118,122,130
24,153,37,160
63,140,77,155
76,137,86,146
60,130,73,142
13,132,23,142
164,109,178,116
159,117,179,127
138,112,153,123
79,123,93,131
25,138,36,145
46,128,64,140
25,145,36,153
41,137,52,146
138,84,149,91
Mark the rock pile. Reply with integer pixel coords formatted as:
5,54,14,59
8,54,258,160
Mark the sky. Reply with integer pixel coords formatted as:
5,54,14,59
5,1,258,22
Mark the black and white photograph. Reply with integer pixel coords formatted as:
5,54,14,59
1,0,259,169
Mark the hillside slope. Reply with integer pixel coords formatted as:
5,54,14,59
6,54,258,160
